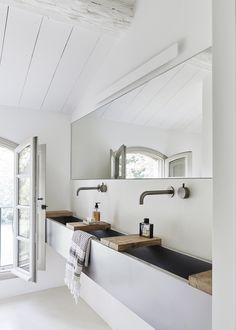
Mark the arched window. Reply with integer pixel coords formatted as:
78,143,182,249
110,145,192,179
126,147,166,179
0,137,17,271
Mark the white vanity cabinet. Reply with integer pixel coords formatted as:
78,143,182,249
46,218,73,259
46,218,211,330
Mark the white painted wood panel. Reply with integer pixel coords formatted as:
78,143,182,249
0,4,8,63
41,27,100,112
19,18,72,110
4,0,136,31
0,7,42,106
63,33,115,114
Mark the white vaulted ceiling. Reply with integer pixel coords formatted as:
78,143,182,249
0,4,116,113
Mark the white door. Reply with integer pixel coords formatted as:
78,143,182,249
37,144,46,271
12,137,38,282
165,151,192,177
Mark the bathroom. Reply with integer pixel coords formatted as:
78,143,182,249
0,0,233,329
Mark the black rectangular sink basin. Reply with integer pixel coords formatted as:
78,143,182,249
89,229,125,239
50,216,83,226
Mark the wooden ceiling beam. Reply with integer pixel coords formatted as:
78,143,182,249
2,0,136,31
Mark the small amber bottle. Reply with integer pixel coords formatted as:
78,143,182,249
93,202,101,222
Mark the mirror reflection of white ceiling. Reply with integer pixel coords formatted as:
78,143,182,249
93,50,212,134
0,0,211,116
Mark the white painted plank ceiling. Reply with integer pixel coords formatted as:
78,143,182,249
0,7,42,106
0,4,8,64
40,27,100,112
62,32,116,114
0,4,116,113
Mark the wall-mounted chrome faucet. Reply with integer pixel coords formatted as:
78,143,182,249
139,186,175,205
76,182,108,196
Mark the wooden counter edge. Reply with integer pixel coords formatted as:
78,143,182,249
188,270,212,295
100,235,162,252
46,210,73,218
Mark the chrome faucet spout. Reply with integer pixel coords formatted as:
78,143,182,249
76,183,107,196
139,187,175,205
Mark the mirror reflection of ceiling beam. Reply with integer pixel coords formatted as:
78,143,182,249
96,49,211,135
96,43,179,108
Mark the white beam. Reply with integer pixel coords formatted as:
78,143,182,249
1,0,136,31
96,43,179,108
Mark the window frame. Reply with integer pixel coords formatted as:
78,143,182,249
0,137,18,279
165,151,192,178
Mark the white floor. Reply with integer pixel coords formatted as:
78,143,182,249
0,286,111,330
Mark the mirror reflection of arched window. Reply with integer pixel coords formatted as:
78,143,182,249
110,145,192,179
126,147,166,179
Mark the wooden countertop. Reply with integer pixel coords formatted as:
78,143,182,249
101,234,162,252
188,270,212,295
46,210,73,218
66,221,111,232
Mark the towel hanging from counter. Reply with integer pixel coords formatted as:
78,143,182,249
65,230,97,303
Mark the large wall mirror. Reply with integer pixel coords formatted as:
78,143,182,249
71,48,212,180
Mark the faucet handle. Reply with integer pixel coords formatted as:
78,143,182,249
98,183,108,193
177,184,190,199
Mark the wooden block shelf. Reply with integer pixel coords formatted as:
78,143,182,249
66,221,111,232
100,234,162,252
188,270,212,295
46,210,73,218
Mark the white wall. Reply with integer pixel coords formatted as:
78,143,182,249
72,178,212,260
72,0,212,120
213,1,236,329
0,107,70,298
0,107,71,210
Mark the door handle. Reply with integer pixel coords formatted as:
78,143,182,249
41,205,48,210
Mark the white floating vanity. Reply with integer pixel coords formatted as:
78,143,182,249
46,215,212,330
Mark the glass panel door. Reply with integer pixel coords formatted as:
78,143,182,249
12,137,37,282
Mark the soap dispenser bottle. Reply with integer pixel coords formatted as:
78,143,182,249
93,202,101,222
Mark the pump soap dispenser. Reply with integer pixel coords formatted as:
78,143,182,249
93,202,101,222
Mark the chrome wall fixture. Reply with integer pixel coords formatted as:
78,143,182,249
177,184,190,199
76,182,108,196
139,187,175,205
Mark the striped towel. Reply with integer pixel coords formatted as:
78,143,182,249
65,230,97,303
